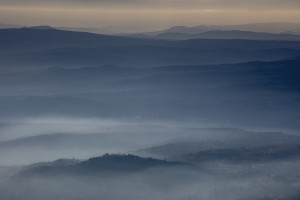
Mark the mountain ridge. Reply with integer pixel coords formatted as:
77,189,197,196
18,154,183,177
154,30,300,41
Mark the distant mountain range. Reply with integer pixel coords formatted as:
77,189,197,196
2,22,300,42
131,22,300,36
56,23,300,36
1,27,300,71
123,23,300,40
2,22,299,34
151,30,300,41
0,27,163,52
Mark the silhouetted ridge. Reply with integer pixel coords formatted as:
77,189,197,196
78,154,180,171
19,154,182,177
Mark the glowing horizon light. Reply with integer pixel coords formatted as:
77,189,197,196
0,0,299,32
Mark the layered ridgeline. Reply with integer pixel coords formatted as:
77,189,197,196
0,59,299,131
0,25,300,200
128,23,300,40
131,30,300,40
1,27,300,71
129,23,300,36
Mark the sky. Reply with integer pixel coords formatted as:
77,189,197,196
0,0,300,31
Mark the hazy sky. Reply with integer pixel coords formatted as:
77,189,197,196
0,0,300,31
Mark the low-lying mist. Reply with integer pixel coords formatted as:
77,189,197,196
0,116,299,166
1,159,300,200
0,116,209,165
